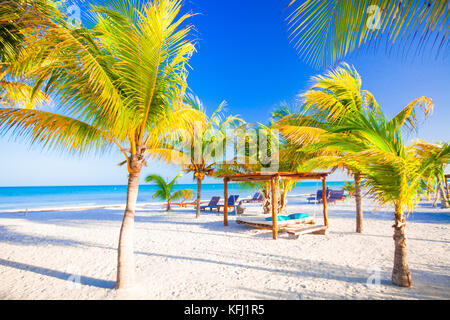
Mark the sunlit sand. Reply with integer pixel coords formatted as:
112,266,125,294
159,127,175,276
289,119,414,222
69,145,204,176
1,197,448,300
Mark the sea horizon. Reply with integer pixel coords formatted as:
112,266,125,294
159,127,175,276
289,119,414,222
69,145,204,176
0,181,347,212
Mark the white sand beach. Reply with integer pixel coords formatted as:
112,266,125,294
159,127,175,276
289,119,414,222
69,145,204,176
0,196,449,300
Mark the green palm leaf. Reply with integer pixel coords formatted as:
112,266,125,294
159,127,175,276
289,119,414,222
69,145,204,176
286,0,450,68
0,0,201,289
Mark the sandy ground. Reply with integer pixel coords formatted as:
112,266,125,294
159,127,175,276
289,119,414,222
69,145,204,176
0,197,449,300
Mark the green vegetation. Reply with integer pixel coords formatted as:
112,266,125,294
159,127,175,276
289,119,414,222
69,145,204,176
145,173,193,211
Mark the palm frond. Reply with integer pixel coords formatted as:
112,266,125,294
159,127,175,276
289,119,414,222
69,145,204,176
389,96,433,132
286,0,450,68
0,108,116,154
169,188,193,201
145,173,170,199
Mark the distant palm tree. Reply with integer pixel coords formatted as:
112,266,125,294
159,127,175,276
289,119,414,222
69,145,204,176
214,122,287,214
285,0,449,67
413,140,450,208
342,181,355,196
0,0,201,290
275,64,379,233
177,95,244,218
145,173,193,211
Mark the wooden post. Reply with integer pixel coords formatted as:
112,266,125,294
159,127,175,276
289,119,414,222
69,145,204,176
270,177,278,240
224,178,228,226
322,177,328,227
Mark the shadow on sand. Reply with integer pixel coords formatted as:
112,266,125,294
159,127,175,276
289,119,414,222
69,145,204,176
0,258,115,289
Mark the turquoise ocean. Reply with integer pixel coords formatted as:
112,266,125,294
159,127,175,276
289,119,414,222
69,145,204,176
0,181,346,212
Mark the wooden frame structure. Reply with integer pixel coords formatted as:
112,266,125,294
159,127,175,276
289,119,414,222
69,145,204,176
219,172,330,240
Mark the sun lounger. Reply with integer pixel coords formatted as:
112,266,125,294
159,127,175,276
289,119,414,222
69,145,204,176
328,190,346,204
183,198,210,207
216,195,240,212
307,189,331,203
172,198,190,208
241,192,263,203
236,214,315,229
200,196,221,211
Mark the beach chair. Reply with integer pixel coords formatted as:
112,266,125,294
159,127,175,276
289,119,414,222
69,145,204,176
183,198,210,207
307,189,331,203
173,195,199,208
172,198,189,208
241,192,263,203
217,195,240,212
328,190,346,204
200,196,221,211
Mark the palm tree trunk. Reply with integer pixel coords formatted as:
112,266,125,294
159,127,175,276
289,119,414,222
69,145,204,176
438,182,449,208
432,190,439,207
166,202,171,211
262,187,271,214
435,174,449,208
354,172,363,233
392,204,412,287
196,178,202,218
432,176,440,207
116,168,141,290
279,188,288,214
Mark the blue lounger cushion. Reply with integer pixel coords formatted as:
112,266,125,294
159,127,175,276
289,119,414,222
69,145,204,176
265,213,311,221
265,215,290,221
288,213,311,220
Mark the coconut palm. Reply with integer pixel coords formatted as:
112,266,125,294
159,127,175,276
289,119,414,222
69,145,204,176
174,95,244,218
307,101,445,287
276,64,435,233
0,0,202,290
214,122,289,214
275,64,379,233
342,181,355,196
145,173,193,211
286,0,449,67
413,140,450,208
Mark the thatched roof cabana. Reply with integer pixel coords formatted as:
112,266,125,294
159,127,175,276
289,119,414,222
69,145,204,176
219,172,330,240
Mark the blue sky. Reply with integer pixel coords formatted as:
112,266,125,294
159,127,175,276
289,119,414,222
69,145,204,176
0,0,449,186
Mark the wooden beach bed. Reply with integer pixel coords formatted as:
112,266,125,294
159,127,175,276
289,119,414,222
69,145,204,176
219,171,331,240
236,215,328,239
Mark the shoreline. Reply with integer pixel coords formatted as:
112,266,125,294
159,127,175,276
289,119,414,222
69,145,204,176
0,193,316,214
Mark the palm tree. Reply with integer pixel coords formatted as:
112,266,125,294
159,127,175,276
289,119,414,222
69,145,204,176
342,181,355,196
309,101,443,287
145,173,193,211
214,122,287,214
176,95,244,218
0,0,201,290
277,64,435,234
285,0,449,67
275,64,379,233
413,140,450,208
